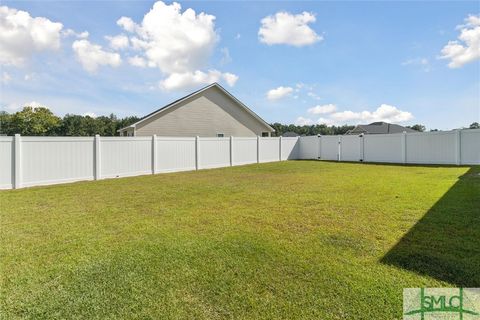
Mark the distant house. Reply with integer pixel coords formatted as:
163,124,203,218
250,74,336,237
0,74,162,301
282,131,300,137
346,122,417,135
118,83,274,137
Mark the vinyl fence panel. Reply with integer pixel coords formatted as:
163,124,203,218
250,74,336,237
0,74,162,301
363,134,403,163
0,137,13,189
340,135,362,162
232,137,257,165
156,137,196,172
298,136,319,160
199,137,231,169
281,137,299,160
21,137,95,187
320,136,339,161
259,137,280,163
406,131,457,165
460,129,480,165
100,137,152,178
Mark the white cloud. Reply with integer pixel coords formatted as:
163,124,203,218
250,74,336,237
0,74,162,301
266,86,293,100
116,1,237,91
62,28,89,39
220,47,232,65
105,34,129,50
222,72,239,87
117,1,217,74
401,57,430,72
440,14,480,68
128,55,147,67
296,104,413,126
402,57,429,66
307,91,321,100
402,58,431,72
1,71,11,84
117,16,136,33
24,73,35,81
317,117,335,125
159,70,238,91
0,6,63,66
258,11,322,46
82,112,97,118
295,116,314,126
72,39,122,73
308,104,337,114
329,104,413,124
24,101,46,108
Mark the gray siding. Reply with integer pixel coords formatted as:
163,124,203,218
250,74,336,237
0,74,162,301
135,86,273,137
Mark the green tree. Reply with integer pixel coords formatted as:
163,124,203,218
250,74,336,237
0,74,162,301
0,111,13,135
116,116,140,133
470,122,480,129
59,114,88,136
406,124,426,132
9,106,61,136
269,122,354,136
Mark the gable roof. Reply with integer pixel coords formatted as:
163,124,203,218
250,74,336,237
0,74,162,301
119,83,274,132
347,122,417,134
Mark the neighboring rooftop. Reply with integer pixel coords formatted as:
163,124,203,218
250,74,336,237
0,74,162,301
282,131,300,137
346,122,418,135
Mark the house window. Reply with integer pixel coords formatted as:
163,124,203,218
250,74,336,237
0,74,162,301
262,132,269,137
216,133,225,137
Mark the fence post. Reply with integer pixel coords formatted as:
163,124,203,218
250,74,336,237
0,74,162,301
14,134,22,189
455,130,461,165
230,136,234,166
279,136,282,161
401,131,407,164
94,134,101,180
152,134,157,174
359,134,364,162
195,136,200,170
257,136,260,163
316,135,320,160
338,136,342,162
318,135,322,160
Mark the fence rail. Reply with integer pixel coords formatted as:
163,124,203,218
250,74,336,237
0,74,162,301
1,129,479,190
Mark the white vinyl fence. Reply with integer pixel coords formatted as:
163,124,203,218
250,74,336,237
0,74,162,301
297,129,480,166
1,129,479,190
0,135,299,189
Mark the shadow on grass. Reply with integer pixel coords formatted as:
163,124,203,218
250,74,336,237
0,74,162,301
380,166,480,287
316,159,473,169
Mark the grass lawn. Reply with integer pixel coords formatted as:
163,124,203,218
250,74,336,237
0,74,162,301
1,161,479,319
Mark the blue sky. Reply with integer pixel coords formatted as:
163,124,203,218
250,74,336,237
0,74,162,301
0,1,479,130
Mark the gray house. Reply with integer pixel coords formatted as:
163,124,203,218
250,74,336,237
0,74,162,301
119,83,275,137
346,122,417,135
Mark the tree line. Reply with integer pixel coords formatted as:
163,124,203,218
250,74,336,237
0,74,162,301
270,123,355,136
0,106,478,136
0,107,139,136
